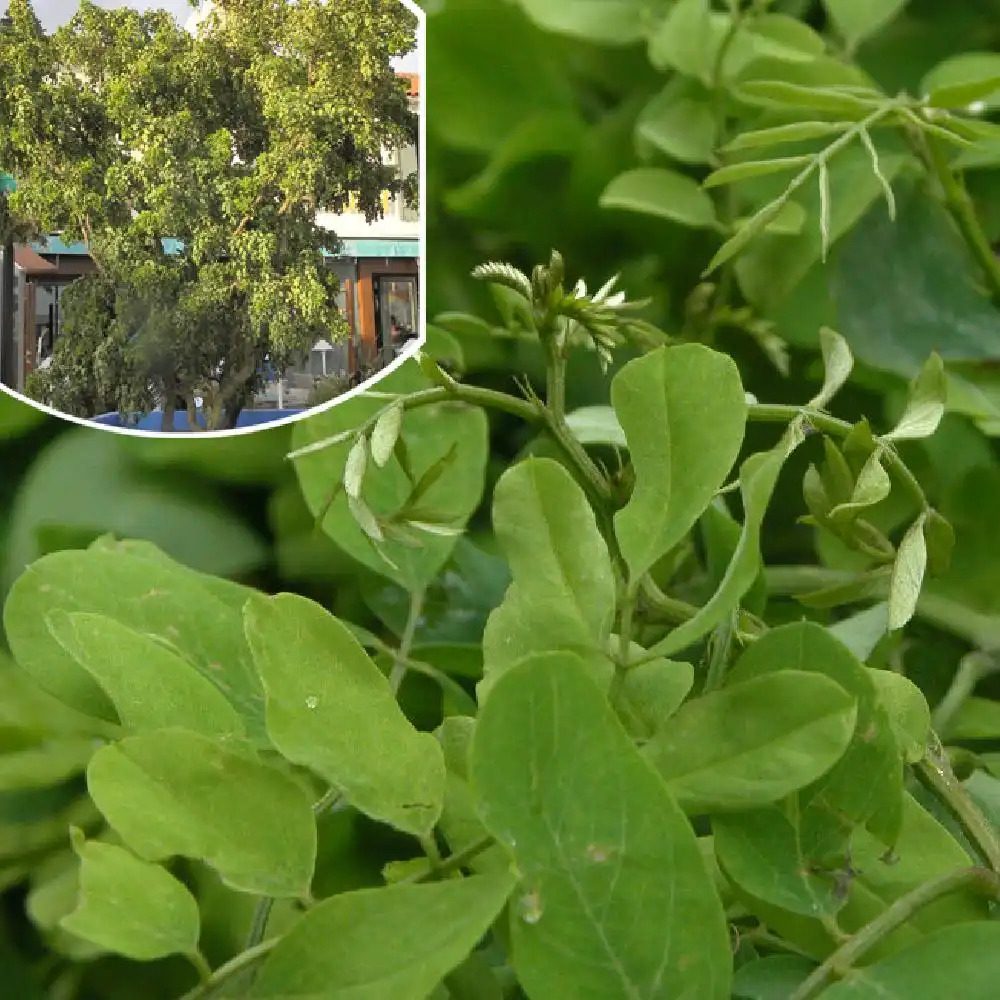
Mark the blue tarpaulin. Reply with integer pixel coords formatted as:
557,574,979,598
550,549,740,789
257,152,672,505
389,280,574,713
93,407,306,432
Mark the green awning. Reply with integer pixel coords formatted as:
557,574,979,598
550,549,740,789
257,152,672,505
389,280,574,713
328,238,421,259
0,172,15,195
29,236,183,256
31,236,90,255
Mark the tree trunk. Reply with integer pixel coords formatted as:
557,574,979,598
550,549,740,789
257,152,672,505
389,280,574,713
185,395,203,432
161,396,175,432
161,381,179,432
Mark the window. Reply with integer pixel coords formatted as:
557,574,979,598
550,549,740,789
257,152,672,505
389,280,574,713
35,283,62,363
375,276,418,351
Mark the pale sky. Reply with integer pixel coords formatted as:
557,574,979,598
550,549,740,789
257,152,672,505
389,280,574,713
1,0,421,70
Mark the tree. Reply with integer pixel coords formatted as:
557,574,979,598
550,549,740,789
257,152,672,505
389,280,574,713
1,0,418,430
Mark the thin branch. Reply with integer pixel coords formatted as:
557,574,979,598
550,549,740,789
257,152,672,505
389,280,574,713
914,733,1000,873
389,586,425,692
789,866,1000,1000
177,939,279,1000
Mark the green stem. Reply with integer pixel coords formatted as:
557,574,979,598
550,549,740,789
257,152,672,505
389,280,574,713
188,951,212,983
609,582,639,706
538,403,614,503
915,733,1000,872
740,926,814,960
639,576,700,624
747,403,929,511
287,385,539,461
703,612,736,693
920,132,1000,303
312,785,344,815
545,339,567,423
539,342,613,504
389,586,425,692
932,651,1000,737
243,897,275,953
788,866,1000,1000
364,637,473,710
420,832,444,869
289,377,612,505
177,939,279,1000
405,835,497,884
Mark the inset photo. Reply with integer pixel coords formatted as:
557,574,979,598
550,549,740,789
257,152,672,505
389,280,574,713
0,0,424,433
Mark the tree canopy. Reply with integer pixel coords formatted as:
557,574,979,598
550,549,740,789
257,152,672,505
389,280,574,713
0,0,418,429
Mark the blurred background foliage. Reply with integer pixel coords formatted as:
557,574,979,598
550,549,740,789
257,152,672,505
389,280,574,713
5,0,1000,995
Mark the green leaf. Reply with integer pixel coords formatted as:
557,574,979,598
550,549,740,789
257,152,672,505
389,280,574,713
480,459,615,697
647,0,715,83
344,437,369,500
817,922,1000,999
435,718,509,877
0,392,47,438
472,653,732,1000
732,955,819,1000
704,155,813,188
515,0,650,44
0,740,96,792
4,547,265,741
867,669,930,764
735,792,989,961
244,593,446,838
636,78,717,165
428,1,578,154
714,806,845,918
885,353,946,441
643,670,857,813
651,425,805,657
735,80,881,115
724,15,827,77
87,730,316,897
723,121,849,152
61,832,201,962
822,0,909,50
751,199,807,235
615,655,695,742
737,133,909,309
291,366,489,591
599,168,719,229
370,401,404,468
2,429,266,592
701,500,767,615
940,696,1000,740
248,875,516,1000
809,327,854,408
828,603,890,661
45,612,245,740
446,113,587,217
922,53,1000,110
564,405,626,448
704,196,788,274
611,345,747,582
728,622,906,851
443,951,505,1000
829,180,1000,381
888,516,927,631
828,451,891,521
